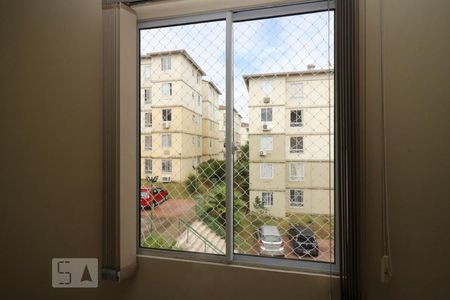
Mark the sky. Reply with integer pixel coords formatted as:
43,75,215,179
140,11,334,122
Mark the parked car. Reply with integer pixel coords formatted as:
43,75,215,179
288,226,319,257
256,225,285,257
140,187,169,209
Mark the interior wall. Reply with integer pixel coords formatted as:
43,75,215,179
361,0,450,299
1,0,449,299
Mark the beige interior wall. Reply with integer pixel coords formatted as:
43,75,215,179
361,0,450,299
1,0,449,299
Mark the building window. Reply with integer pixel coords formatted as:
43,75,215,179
261,108,272,122
261,79,272,96
197,73,201,84
143,65,151,81
260,163,273,179
162,109,172,121
290,110,303,127
162,160,172,173
209,139,212,148
162,134,172,148
289,189,304,207
192,136,195,144
144,135,152,150
161,83,172,96
144,112,152,128
260,136,273,151
261,192,273,207
161,55,171,71
289,163,304,181
290,136,304,153
144,88,152,104
144,159,152,174
288,82,304,100
197,95,201,106
197,136,200,147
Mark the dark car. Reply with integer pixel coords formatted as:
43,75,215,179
288,226,319,257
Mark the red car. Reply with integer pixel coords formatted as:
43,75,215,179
140,187,169,209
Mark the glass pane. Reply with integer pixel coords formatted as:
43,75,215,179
233,11,335,263
140,21,226,255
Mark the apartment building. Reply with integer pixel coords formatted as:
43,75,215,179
245,70,334,218
240,122,249,146
201,80,221,162
218,105,242,159
140,50,207,182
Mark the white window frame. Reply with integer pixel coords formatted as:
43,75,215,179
161,159,172,173
261,108,272,122
290,136,304,153
288,82,304,100
261,192,273,207
144,159,152,174
143,64,151,81
144,88,152,104
162,108,172,121
260,163,273,179
161,55,171,71
289,162,305,181
260,136,273,151
162,134,172,148
144,135,152,150
144,112,152,128
161,82,172,97
290,109,303,127
289,189,304,208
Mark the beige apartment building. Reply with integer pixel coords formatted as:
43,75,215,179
201,80,221,162
140,50,221,182
245,70,334,218
240,122,249,146
218,105,242,159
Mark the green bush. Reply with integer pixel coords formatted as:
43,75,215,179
141,234,176,249
184,173,200,194
196,159,226,183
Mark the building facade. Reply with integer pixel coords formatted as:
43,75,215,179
245,70,334,217
140,50,221,182
201,80,221,162
218,105,242,160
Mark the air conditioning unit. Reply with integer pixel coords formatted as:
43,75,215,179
163,121,171,129
263,97,270,103
262,123,272,131
259,150,267,156
162,176,171,183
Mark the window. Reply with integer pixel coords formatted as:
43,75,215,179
138,5,335,270
162,160,172,173
162,109,172,121
261,192,273,207
144,88,152,104
143,65,151,81
260,136,273,151
289,163,304,181
261,108,272,122
260,163,273,179
290,136,304,153
162,134,172,147
289,189,304,207
290,110,303,127
144,135,152,150
144,112,152,127
261,79,272,96
144,159,152,174
288,82,304,100
161,55,171,71
161,83,172,96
